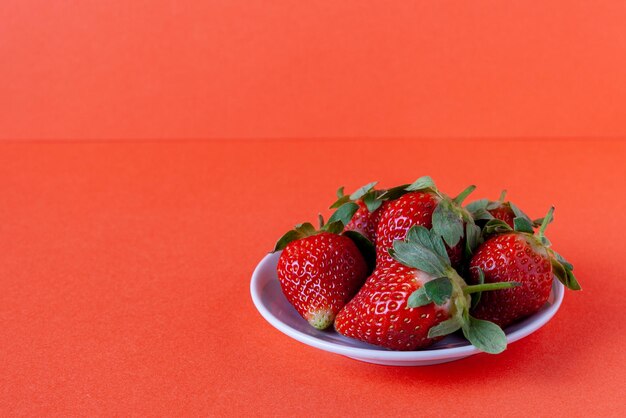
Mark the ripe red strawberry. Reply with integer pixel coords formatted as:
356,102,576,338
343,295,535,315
336,226,518,353
375,190,439,265
466,190,538,229
335,262,450,350
374,177,478,269
274,222,369,330
329,182,407,243
357,259,403,291
488,204,516,227
345,199,387,242
468,207,581,328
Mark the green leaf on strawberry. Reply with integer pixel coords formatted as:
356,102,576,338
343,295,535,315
376,183,411,201
330,182,378,211
363,191,383,212
423,277,453,305
552,249,574,270
406,276,453,308
405,178,478,250
323,221,344,235
405,176,437,192
330,186,351,209
433,200,466,247
550,251,581,290
482,218,514,236
509,201,535,225
465,223,482,259
330,195,351,209
466,198,490,214
389,231,449,277
462,316,507,354
274,222,317,251
327,202,360,226
536,207,581,290
407,287,432,308
405,223,450,263
427,317,463,338
350,181,378,200
472,208,495,221
513,217,534,233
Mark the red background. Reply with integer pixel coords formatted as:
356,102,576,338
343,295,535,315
1,1,626,416
2,1,626,140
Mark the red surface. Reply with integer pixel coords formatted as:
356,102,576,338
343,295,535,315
0,139,625,415
2,1,626,140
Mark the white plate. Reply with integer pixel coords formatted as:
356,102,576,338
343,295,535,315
250,252,564,366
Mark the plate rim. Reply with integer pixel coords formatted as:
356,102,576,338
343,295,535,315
250,252,565,362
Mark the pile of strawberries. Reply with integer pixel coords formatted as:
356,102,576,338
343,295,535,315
273,177,580,354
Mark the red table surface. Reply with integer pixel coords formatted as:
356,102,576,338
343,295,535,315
0,139,624,416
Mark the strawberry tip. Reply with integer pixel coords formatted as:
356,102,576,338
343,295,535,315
308,308,335,330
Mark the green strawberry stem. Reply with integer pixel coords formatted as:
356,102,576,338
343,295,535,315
498,189,507,203
452,185,477,206
443,267,471,317
463,281,520,295
537,206,554,239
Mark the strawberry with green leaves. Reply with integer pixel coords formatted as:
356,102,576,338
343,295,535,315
469,207,581,328
466,190,540,229
335,262,451,350
274,219,370,330
330,182,408,243
374,176,481,269
335,226,518,353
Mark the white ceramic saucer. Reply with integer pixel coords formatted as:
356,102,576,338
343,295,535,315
250,252,564,366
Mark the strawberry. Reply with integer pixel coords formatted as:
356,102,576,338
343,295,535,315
274,220,370,330
374,176,480,269
345,199,387,243
335,262,450,350
336,226,518,353
484,190,517,227
329,182,408,243
375,190,439,266
466,190,539,229
468,207,581,328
